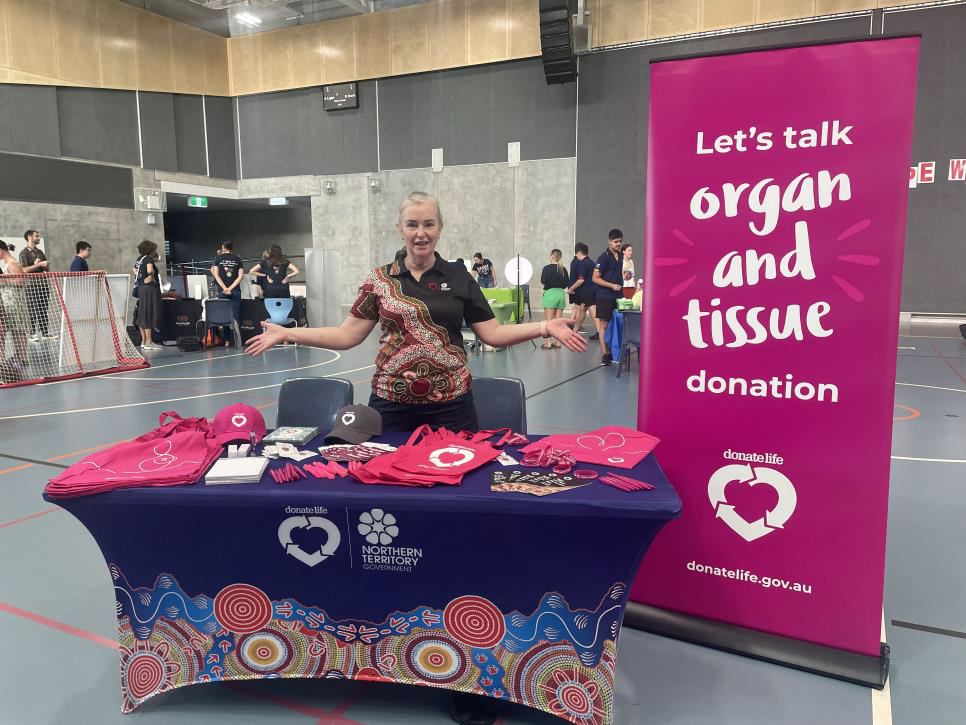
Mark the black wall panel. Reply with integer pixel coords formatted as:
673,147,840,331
0,151,133,208
883,4,966,312
57,87,140,166
139,92,178,172
0,85,61,157
173,94,207,176
238,83,378,178
205,96,237,180
378,59,576,169
575,16,872,261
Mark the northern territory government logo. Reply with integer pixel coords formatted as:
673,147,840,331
357,508,422,573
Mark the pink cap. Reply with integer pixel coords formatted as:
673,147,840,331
212,403,266,445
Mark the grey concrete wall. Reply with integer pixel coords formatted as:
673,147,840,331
240,159,577,310
0,199,162,275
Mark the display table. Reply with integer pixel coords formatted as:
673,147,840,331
481,288,523,323
45,434,680,724
159,298,202,344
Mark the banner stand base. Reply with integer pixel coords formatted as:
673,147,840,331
624,602,889,689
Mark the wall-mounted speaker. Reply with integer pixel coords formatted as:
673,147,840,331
539,0,577,85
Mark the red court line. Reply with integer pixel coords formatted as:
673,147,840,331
0,601,118,650
894,404,921,422
0,507,60,530
0,463,33,476
929,340,966,388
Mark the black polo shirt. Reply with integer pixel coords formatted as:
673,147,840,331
350,253,494,404
595,248,622,300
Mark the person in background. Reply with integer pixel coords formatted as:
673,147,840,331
0,240,29,379
567,242,596,335
248,191,585,430
70,241,96,273
592,228,624,366
134,240,163,351
19,229,52,341
472,253,495,288
251,245,299,299
539,248,569,349
211,241,244,345
621,243,636,299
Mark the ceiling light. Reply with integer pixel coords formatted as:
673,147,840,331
236,11,261,27
269,197,288,206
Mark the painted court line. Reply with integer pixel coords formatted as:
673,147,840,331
0,365,376,421
0,507,60,530
891,619,966,641
0,601,118,650
890,456,966,464
928,340,966,388
99,350,342,381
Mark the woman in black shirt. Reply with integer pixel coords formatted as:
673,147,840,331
247,192,587,431
133,240,162,350
539,249,569,349
250,245,299,299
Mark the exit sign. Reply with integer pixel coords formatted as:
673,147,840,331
187,196,208,208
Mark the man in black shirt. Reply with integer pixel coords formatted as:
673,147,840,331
592,228,624,366
19,229,52,340
211,241,244,345
472,253,495,288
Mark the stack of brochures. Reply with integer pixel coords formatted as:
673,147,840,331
205,457,270,485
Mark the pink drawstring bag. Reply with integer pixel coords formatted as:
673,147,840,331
46,411,223,498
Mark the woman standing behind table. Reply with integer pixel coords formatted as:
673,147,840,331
247,192,586,433
133,240,163,350
621,243,636,299
539,248,569,349
250,245,299,299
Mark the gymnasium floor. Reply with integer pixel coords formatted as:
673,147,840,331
1,319,963,725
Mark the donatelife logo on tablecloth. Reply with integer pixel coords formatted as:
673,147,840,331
632,38,919,655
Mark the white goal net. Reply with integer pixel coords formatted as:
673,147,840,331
0,272,147,387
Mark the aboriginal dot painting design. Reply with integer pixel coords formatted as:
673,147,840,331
109,564,626,725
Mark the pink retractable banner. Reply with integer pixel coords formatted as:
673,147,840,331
632,37,919,656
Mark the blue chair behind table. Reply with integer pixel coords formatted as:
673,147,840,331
265,297,295,325
616,310,642,379
276,377,354,430
473,376,527,434
200,298,239,346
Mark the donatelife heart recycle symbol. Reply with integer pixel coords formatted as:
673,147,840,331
231,414,247,428
707,464,797,542
277,516,341,567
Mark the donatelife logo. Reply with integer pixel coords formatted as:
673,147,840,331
708,464,797,542
278,515,341,567
358,509,422,572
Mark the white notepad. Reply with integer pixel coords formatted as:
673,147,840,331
205,456,269,485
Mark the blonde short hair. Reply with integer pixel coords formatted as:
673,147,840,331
398,191,443,225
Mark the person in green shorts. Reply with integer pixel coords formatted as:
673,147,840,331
540,248,569,349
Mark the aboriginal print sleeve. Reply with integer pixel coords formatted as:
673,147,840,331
355,266,474,404
349,273,380,321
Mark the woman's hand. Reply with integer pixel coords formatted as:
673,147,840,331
547,318,587,352
246,321,287,355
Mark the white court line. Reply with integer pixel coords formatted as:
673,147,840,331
891,456,966,464
94,350,341,381
872,612,893,725
36,347,299,385
0,365,375,421
898,334,964,339
897,346,916,350
895,382,966,394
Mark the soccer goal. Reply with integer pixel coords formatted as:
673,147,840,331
0,272,147,386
